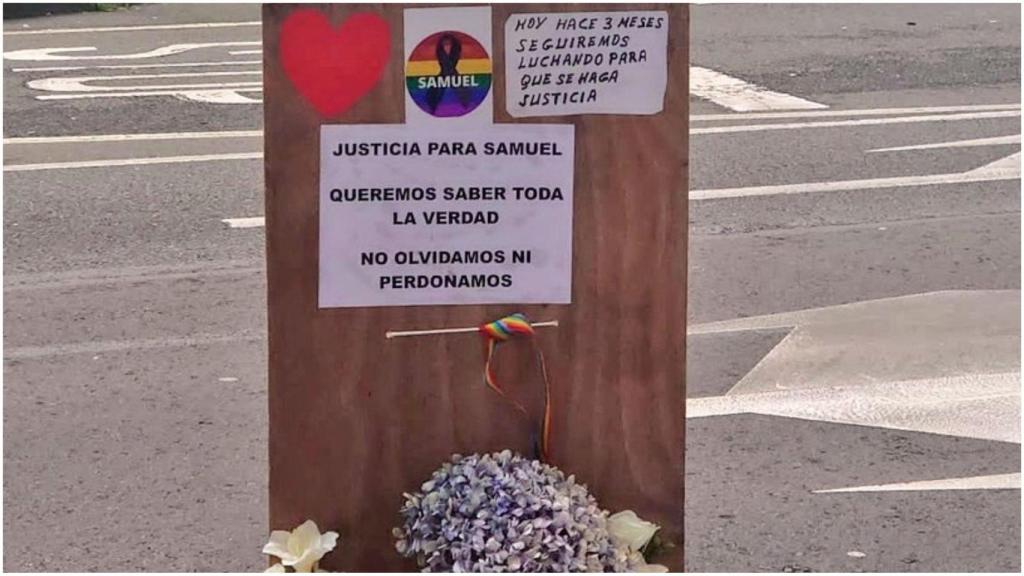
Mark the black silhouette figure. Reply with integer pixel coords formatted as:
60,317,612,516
426,33,473,114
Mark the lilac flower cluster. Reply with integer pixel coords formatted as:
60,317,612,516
394,450,643,572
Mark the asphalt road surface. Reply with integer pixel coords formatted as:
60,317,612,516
3,4,1021,572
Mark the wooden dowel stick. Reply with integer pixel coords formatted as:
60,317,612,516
386,320,560,339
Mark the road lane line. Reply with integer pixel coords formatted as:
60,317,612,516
688,290,1020,335
691,154,1020,200
221,211,1022,232
36,87,263,100
3,330,267,360
85,149,1014,209
3,21,261,36
6,140,1018,175
4,130,262,144
869,134,1021,152
4,42,261,61
6,107,1018,165
813,473,1021,493
3,152,262,172
222,217,266,229
8,105,1020,144
692,110,1021,135
691,103,1020,121
690,66,828,112
4,260,263,291
28,70,261,93
33,82,262,94
12,60,261,72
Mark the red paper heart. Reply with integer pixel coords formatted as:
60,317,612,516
279,10,390,117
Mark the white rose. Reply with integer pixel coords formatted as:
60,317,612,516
263,520,339,573
608,510,660,552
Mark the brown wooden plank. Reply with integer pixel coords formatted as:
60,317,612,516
264,4,687,571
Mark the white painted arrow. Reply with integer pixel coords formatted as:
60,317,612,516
688,291,1022,443
688,371,1021,444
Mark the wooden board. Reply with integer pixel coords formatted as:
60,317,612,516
263,4,688,571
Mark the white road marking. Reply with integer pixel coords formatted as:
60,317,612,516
814,473,1021,493
3,42,261,61
691,290,1021,394
8,105,1020,145
179,90,262,104
690,290,1017,336
691,151,1021,200
691,110,1020,135
12,60,260,72
36,87,263,101
690,66,828,112
4,259,263,291
5,108,1017,174
687,372,1021,443
3,21,261,36
36,82,261,95
222,217,266,229
4,130,261,144
691,103,1020,122
3,330,266,360
870,134,1021,152
3,152,262,172
965,151,1021,178
688,291,1020,443
27,70,261,92
23,68,264,104
5,38,1015,122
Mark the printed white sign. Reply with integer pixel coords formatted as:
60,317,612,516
319,124,575,308
404,6,494,126
505,11,669,117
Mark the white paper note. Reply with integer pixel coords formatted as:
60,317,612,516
319,124,575,308
505,11,669,117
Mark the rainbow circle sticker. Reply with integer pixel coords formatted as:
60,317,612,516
406,31,492,118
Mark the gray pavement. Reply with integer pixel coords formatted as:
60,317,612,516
3,3,1021,572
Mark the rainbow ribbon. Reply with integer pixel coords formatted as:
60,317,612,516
479,313,553,462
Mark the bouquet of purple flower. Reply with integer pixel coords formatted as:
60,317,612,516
394,450,665,573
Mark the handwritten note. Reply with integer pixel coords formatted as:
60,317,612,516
505,11,668,117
